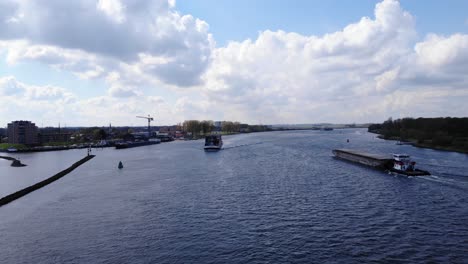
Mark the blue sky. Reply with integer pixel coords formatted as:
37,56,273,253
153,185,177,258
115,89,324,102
177,0,468,45
1,0,468,126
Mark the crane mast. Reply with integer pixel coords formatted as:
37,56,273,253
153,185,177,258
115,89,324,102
136,115,154,138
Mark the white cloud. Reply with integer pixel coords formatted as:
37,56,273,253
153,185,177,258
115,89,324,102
415,34,468,69
0,76,75,102
0,76,24,96
198,0,422,123
195,0,468,123
97,0,126,23
0,0,213,87
1,0,468,125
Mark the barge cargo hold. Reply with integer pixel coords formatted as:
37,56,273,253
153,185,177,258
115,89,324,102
115,140,160,149
332,149,430,176
332,149,393,168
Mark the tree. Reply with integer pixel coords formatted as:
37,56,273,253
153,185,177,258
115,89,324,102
200,120,214,135
93,128,107,140
183,120,201,137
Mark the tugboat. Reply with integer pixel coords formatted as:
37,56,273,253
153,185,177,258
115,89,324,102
387,154,430,176
204,134,223,151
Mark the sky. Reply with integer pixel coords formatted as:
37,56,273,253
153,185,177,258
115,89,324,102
1,0,467,126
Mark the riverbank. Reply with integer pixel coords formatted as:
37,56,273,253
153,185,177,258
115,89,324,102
373,133,468,154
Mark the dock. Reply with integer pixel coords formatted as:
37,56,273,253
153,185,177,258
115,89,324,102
332,149,393,168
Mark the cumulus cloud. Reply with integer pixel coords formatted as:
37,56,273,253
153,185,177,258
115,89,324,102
0,0,213,87
0,76,75,102
0,76,24,96
198,0,468,123
0,76,78,124
415,34,468,69
1,0,468,125
0,76,178,126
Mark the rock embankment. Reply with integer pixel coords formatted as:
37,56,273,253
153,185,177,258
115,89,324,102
0,155,95,207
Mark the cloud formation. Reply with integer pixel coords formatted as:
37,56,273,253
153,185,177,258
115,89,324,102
0,0,213,87
200,0,468,123
1,0,467,125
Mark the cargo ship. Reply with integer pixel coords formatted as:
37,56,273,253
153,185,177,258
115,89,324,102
115,139,161,149
332,149,430,176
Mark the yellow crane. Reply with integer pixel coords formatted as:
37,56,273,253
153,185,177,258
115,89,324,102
136,115,154,137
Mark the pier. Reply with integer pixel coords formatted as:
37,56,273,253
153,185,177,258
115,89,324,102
0,155,26,167
0,155,95,207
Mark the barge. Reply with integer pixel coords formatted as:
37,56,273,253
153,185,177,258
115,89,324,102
332,149,393,168
332,149,430,176
115,139,161,149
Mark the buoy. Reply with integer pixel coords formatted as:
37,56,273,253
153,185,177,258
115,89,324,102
347,139,349,143
118,161,123,169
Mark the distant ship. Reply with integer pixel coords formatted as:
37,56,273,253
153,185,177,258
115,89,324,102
204,134,223,151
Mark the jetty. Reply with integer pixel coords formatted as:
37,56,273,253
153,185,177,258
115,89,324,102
332,149,393,168
0,155,26,167
0,155,95,207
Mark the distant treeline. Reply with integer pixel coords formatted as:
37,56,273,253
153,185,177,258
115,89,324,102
368,117,468,153
182,120,272,138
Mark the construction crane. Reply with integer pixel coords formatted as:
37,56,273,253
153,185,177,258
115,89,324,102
136,115,154,138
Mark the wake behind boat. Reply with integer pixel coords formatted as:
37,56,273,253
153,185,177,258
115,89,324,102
204,134,223,151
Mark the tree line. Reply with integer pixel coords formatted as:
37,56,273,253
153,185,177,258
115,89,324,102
368,117,468,152
182,120,272,138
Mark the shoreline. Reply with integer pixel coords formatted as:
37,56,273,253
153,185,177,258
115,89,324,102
371,132,468,154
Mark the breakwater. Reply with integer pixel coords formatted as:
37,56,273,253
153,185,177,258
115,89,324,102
0,155,26,167
0,155,16,161
0,155,95,207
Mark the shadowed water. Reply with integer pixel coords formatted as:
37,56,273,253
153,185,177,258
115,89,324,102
0,129,467,263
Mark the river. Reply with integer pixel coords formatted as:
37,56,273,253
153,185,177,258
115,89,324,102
0,129,467,263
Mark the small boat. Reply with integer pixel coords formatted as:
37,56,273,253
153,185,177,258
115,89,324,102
387,154,430,176
7,148,18,152
396,141,412,145
118,161,123,169
204,134,223,151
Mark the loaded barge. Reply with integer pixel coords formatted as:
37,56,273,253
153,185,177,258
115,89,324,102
115,139,161,149
332,149,430,176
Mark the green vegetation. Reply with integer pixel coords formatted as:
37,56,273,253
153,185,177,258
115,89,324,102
0,143,28,150
368,117,468,153
182,120,272,139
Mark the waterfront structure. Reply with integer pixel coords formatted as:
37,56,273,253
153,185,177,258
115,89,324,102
159,126,179,138
7,120,39,145
39,133,71,144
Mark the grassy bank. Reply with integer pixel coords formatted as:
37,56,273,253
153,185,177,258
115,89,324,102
0,143,27,150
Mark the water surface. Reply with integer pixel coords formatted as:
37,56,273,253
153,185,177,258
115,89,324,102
0,129,467,263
